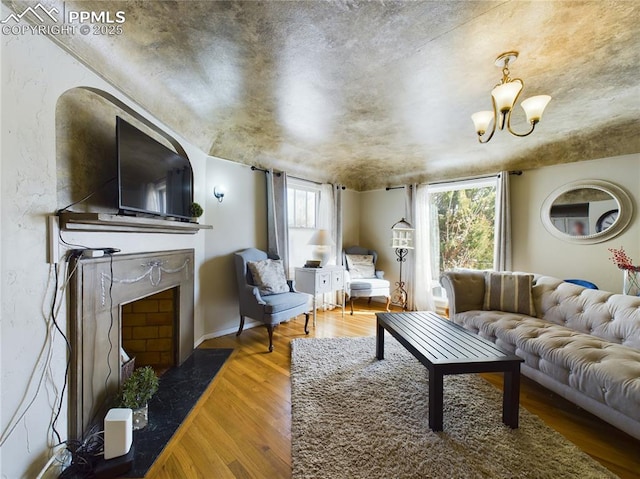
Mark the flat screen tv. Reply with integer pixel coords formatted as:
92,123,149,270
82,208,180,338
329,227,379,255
116,116,193,220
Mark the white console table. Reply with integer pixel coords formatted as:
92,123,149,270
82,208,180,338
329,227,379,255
294,266,345,326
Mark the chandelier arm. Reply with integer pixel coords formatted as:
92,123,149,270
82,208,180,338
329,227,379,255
507,121,536,138
504,78,535,137
477,97,498,144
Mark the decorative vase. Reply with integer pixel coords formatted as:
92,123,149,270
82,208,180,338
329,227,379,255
132,403,149,430
623,270,640,296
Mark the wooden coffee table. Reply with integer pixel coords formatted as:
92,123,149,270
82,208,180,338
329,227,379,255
376,311,524,431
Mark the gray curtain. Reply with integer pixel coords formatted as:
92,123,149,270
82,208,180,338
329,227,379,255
494,171,512,271
267,169,290,275
334,185,343,265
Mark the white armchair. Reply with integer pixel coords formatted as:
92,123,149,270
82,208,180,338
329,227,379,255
343,246,391,315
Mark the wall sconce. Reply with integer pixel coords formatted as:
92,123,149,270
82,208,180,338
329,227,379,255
213,185,226,203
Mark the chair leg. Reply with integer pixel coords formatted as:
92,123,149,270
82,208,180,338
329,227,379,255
236,315,245,336
368,297,372,304
385,296,391,312
266,324,274,352
350,297,355,315
304,313,310,335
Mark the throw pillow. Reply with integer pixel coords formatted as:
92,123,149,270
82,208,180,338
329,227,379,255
483,271,536,316
346,254,375,279
247,259,289,296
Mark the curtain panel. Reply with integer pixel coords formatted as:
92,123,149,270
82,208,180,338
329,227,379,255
405,184,435,311
494,171,512,271
267,169,290,275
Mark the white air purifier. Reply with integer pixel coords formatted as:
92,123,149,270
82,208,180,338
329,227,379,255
104,408,133,460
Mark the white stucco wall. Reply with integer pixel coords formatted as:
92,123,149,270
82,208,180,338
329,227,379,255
511,154,640,292
199,157,268,340
358,188,405,290
0,16,212,478
342,189,361,248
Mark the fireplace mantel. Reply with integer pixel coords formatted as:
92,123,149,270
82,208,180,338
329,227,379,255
68,249,195,439
60,212,212,234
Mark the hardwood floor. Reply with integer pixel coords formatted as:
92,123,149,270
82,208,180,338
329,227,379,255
142,303,640,479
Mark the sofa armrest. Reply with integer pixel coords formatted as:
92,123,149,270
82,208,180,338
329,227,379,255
440,270,486,317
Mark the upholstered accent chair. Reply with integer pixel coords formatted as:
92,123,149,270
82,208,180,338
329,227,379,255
343,246,391,315
234,248,310,352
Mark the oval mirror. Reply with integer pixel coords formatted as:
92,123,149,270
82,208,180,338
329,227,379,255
541,180,633,244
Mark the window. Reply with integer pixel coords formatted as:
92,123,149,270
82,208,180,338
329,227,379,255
287,180,321,276
287,184,319,229
428,178,497,297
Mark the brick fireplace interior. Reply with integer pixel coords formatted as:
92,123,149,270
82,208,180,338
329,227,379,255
122,288,177,372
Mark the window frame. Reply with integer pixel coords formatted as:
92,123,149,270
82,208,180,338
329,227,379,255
427,176,498,299
287,179,320,230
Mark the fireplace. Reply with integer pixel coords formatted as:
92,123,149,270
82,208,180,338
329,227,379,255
68,249,194,439
122,288,178,371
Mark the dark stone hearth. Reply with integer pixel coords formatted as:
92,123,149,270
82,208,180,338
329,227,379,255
125,348,232,477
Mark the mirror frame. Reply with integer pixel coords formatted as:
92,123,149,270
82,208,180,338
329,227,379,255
541,180,633,244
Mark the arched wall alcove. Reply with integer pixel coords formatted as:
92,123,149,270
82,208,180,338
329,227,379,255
55,87,190,213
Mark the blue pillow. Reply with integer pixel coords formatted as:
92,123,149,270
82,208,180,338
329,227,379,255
564,279,598,290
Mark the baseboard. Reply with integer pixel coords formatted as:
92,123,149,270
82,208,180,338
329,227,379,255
195,320,261,347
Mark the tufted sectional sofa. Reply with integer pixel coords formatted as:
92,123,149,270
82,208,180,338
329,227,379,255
441,269,640,440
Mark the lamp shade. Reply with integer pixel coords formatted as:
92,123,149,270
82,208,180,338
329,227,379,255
308,229,334,246
491,80,523,113
471,111,494,135
520,95,551,123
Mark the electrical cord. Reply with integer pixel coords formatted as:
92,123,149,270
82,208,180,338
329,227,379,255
0,263,65,447
56,176,117,214
58,432,105,479
104,253,115,394
50,260,73,444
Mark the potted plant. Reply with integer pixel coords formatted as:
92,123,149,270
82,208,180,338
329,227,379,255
190,202,203,222
117,366,159,430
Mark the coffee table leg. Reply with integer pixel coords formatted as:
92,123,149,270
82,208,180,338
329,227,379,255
376,319,385,360
429,368,444,431
502,364,521,428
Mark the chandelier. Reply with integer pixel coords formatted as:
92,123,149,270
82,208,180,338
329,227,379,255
471,51,551,143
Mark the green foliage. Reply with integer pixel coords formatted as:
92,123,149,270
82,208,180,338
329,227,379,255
190,202,203,218
431,186,496,273
117,366,159,409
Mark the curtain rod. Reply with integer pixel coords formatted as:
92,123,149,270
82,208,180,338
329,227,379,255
386,170,523,190
251,166,281,176
252,167,346,189
289,175,346,190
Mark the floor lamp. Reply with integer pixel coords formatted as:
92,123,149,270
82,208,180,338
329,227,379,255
390,218,414,310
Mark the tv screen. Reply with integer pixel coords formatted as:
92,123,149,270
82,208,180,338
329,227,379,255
116,116,193,220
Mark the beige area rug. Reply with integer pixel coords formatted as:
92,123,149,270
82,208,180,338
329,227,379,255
291,335,617,479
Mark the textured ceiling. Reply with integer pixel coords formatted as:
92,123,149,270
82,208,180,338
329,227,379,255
7,0,640,190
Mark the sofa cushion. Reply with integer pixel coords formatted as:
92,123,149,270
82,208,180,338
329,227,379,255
483,272,536,316
454,310,640,422
247,259,289,296
533,276,640,349
346,254,375,279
